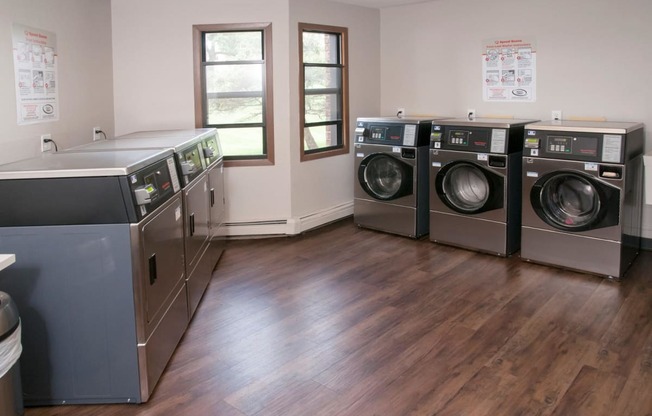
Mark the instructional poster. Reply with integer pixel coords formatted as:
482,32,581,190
482,37,536,102
12,24,59,124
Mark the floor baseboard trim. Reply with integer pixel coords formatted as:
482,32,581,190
218,201,353,237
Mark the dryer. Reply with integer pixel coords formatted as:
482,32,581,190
521,120,644,278
354,117,439,238
429,118,538,255
68,129,224,318
0,150,187,404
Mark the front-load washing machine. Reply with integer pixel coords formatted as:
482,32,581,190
354,117,441,238
521,120,644,279
429,118,539,255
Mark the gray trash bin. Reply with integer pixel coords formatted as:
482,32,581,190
0,291,23,416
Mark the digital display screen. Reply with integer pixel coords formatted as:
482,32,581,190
143,173,158,198
144,173,156,187
447,130,470,146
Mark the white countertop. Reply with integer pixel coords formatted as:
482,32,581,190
0,254,16,272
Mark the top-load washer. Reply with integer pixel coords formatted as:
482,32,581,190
0,149,187,404
68,129,225,318
521,120,644,278
429,118,538,255
354,117,441,238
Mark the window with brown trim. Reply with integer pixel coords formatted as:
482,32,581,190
193,23,274,166
299,23,349,161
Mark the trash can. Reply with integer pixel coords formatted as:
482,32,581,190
0,291,23,416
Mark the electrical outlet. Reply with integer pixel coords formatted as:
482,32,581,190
467,109,476,120
92,126,103,141
396,108,405,118
551,110,562,121
41,134,53,152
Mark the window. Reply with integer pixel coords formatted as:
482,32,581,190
299,23,349,161
193,23,274,166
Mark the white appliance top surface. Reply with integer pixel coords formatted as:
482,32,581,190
0,254,16,272
358,116,450,124
526,120,644,134
66,129,216,153
116,128,216,141
0,149,174,179
434,117,540,128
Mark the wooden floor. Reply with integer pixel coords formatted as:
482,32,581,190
25,218,652,416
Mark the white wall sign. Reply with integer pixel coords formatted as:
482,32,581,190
12,24,59,125
482,37,536,102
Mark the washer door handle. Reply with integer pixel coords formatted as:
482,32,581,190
189,213,195,236
148,254,157,285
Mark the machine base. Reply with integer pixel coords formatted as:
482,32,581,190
354,198,426,239
429,211,513,256
520,226,639,279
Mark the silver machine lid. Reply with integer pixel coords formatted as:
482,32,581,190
525,120,644,134
433,117,540,128
0,148,174,180
357,116,450,125
66,129,216,153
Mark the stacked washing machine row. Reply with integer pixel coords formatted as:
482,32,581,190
354,117,646,280
73,128,227,318
0,129,225,406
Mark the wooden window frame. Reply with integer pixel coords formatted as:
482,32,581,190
193,22,274,167
299,23,349,162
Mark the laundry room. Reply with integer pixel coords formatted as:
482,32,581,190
0,0,651,415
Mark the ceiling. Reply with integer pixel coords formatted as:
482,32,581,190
329,0,434,8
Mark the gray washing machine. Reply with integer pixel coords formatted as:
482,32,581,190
0,150,187,404
521,120,644,278
429,118,538,256
354,117,440,238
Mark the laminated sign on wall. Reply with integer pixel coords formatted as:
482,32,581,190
12,23,59,125
482,37,536,102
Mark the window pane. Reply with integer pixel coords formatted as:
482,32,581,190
304,67,341,90
205,32,262,62
217,127,264,156
304,125,340,150
207,97,262,124
205,64,262,93
305,94,340,123
303,32,339,64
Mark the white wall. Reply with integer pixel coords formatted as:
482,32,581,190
289,0,381,227
112,0,380,235
380,0,652,238
111,0,293,232
0,0,114,165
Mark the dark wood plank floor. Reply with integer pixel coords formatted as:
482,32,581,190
25,217,652,416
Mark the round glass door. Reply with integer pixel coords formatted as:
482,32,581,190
362,155,409,200
442,163,490,212
539,173,600,229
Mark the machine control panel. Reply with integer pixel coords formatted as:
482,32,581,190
128,156,180,220
355,118,433,147
431,125,511,154
201,133,223,168
524,129,624,163
177,143,206,186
